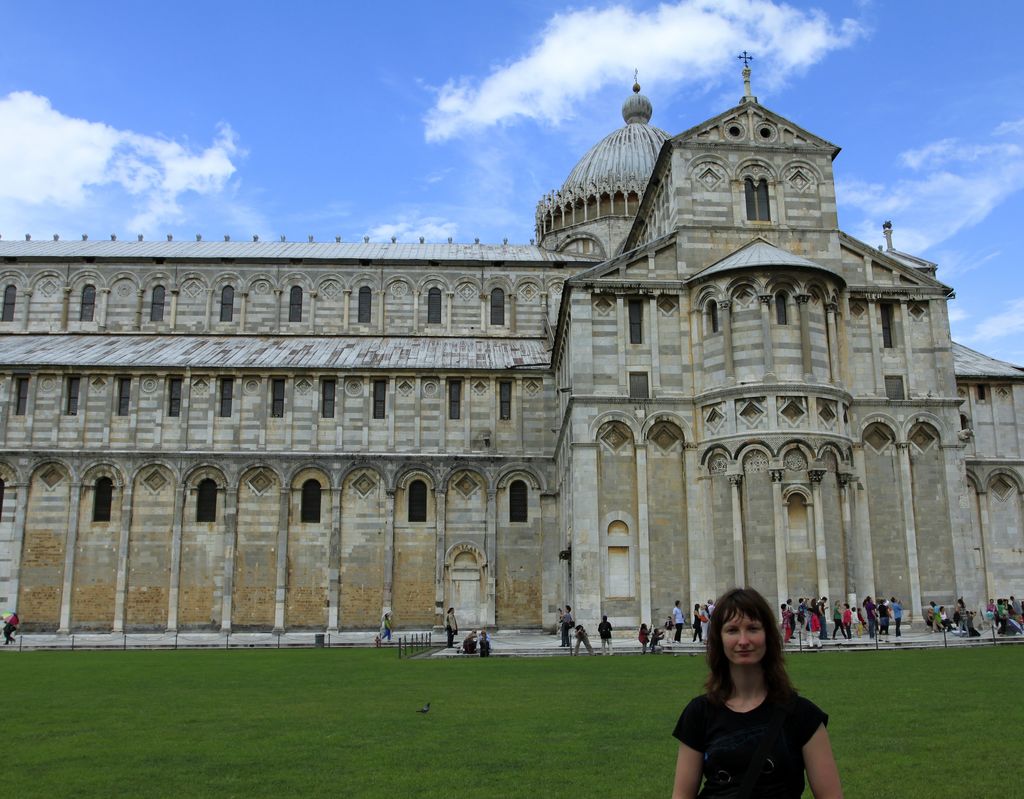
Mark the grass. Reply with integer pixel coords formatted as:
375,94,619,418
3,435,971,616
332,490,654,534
5,646,1022,798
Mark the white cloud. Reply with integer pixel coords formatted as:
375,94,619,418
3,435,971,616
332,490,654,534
994,118,1024,136
424,0,862,141
366,213,458,243
964,297,1024,344
838,125,1024,253
0,91,240,235
946,306,968,324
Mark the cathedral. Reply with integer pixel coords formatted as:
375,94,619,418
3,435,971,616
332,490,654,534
0,68,1021,634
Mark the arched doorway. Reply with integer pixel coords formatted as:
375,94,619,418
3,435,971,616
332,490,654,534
446,544,486,628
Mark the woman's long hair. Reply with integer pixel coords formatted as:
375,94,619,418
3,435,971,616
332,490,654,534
704,587,794,706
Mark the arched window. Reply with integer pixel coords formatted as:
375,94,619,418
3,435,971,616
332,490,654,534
93,477,113,522
490,288,505,326
775,291,788,325
300,479,321,523
427,287,442,324
509,480,528,523
150,285,165,322
2,285,16,321
196,478,218,523
289,286,303,322
408,479,427,522
708,301,719,334
358,286,372,323
220,285,234,322
744,177,770,221
80,284,96,322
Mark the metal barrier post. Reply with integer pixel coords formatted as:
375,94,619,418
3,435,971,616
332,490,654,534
124,632,127,651
797,625,802,652
942,627,947,649
71,634,75,651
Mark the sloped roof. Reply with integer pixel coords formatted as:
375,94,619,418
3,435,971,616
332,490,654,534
0,239,597,264
952,342,1024,379
0,335,552,371
689,239,843,282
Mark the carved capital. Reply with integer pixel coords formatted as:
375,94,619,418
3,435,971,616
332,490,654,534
795,294,811,305
728,474,743,487
770,469,785,483
718,300,732,311
808,469,826,483
758,294,773,305
895,441,910,451
837,473,851,488
826,301,839,313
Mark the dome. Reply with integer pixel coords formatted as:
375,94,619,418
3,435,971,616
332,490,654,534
560,84,669,198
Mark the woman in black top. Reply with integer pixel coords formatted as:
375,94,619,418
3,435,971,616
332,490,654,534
671,588,842,798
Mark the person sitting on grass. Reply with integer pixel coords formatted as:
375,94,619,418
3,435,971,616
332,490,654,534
650,625,666,654
670,587,843,799
461,631,477,655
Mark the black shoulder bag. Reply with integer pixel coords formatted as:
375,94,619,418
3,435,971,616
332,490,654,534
736,705,787,799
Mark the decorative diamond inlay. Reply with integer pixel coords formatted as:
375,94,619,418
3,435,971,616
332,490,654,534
594,296,614,315
779,399,805,424
523,379,541,397
142,469,167,493
908,302,926,319
352,473,376,497
708,455,729,474
698,166,722,190
247,470,272,495
295,378,312,395
657,295,678,315
787,169,811,192
182,280,203,299
997,386,1010,399
472,379,488,396
705,406,725,428
649,422,679,451
519,283,537,303
991,476,1015,502
457,283,477,302
600,423,631,452
818,400,837,425
397,379,414,397
849,301,866,318
39,279,59,298
91,377,107,389
320,281,340,300
192,378,209,397
454,473,479,498
909,425,936,451
864,424,893,453
738,400,764,426
41,466,64,488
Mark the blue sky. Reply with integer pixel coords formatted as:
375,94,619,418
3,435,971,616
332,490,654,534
1,1,1022,363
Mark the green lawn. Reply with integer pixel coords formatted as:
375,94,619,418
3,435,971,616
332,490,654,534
5,646,1021,798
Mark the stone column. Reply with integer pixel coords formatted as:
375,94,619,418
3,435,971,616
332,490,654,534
795,294,812,378
378,289,386,334
838,474,855,600
896,442,923,620
445,291,454,334
635,443,653,625
273,486,290,632
112,480,135,633
720,301,735,382
649,296,661,393
165,483,186,632
219,487,239,633
57,481,83,634
204,288,214,329
97,287,111,330
5,481,29,612
808,470,830,600
274,288,283,330
61,285,71,330
825,302,841,385
382,489,396,610
685,446,709,604
433,490,447,629
134,289,144,330
309,290,318,332
485,488,497,626
412,290,421,335
239,292,249,331
570,443,601,629
900,300,914,396
729,474,745,586
327,485,342,633
849,446,876,600
169,289,179,331
19,288,32,332
770,469,788,607
342,289,351,332
977,489,995,601
759,294,775,378
509,294,518,334
866,298,884,394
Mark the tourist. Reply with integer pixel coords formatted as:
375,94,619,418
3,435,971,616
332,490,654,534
939,606,954,632
650,624,666,654
818,598,828,643
639,622,650,654
598,615,613,654
877,599,890,636
701,604,711,642
797,598,807,631
808,609,823,648
781,603,794,644
445,607,458,648
863,596,876,639
692,604,704,643
841,604,853,640
855,606,865,638
381,612,393,642
670,587,842,799
572,624,594,656
561,605,574,647
479,630,491,657
831,601,843,639
929,601,943,633
2,619,15,645
673,600,685,643
462,630,478,654
891,597,903,638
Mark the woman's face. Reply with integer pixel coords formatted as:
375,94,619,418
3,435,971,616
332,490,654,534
720,613,766,666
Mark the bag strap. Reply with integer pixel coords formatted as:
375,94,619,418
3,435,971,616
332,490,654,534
736,705,787,799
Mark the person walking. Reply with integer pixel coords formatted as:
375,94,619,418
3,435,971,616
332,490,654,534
781,603,794,644
560,605,574,647
831,602,843,640
673,600,685,644
670,588,842,799
808,609,823,648
639,622,650,654
692,604,704,643
701,604,711,642
445,607,458,648
841,604,853,640
817,598,828,643
877,599,890,636
890,597,903,638
863,596,876,639
598,615,613,655
572,624,594,656
381,612,393,642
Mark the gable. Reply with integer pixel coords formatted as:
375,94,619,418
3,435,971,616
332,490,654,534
675,101,841,159
838,232,951,292
567,233,680,285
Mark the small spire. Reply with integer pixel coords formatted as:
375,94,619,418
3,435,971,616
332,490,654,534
737,51,756,103
633,67,641,94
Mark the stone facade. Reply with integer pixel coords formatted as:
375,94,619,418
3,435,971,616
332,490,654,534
0,83,1021,633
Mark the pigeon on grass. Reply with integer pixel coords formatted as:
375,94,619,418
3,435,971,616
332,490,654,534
416,703,431,714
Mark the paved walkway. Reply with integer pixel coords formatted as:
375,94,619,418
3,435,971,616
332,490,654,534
2,624,1020,655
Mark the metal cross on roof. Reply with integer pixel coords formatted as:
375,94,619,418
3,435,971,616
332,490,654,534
737,51,754,66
